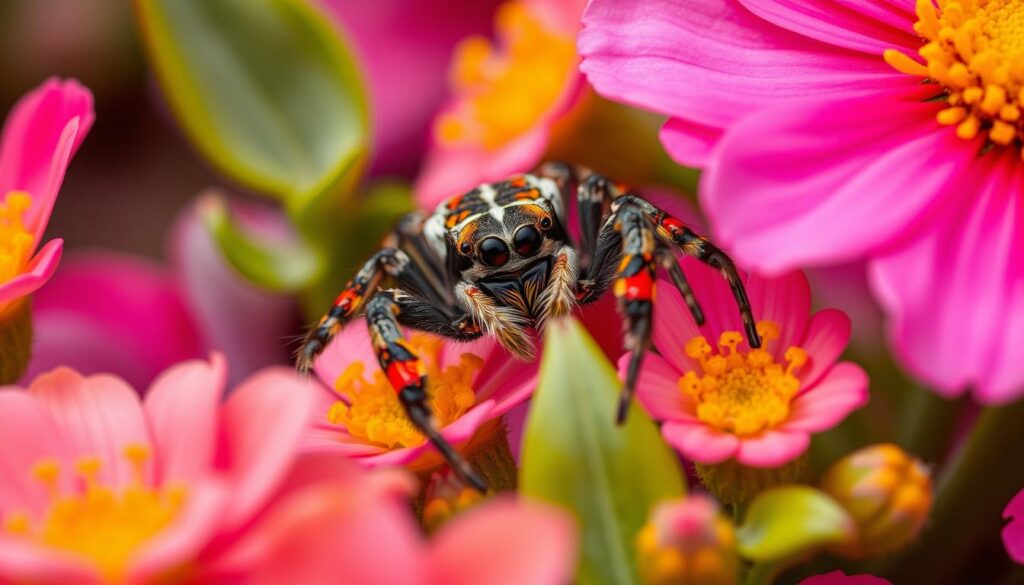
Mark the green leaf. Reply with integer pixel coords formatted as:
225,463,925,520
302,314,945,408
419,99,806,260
201,194,322,291
520,318,686,585
737,485,855,563
135,0,369,201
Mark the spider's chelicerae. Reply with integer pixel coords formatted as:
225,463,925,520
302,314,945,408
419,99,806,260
296,163,761,491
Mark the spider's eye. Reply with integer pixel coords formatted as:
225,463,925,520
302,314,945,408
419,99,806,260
479,237,510,267
513,225,542,257
540,216,552,230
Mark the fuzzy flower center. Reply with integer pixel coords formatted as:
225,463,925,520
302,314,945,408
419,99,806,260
328,334,482,449
2,445,186,582
886,0,1024,153
0,191,34,285
678,321,807,437
434,1,576,150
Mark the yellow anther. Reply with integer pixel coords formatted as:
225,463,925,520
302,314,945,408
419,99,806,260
883,49,928,76
756,321,780,342
124,444,150,484
957,115,982,139
685,336,712,360
937,106,968,125
990,120,1017,144
0,191,35,288
74,457,102,488
31,458,61,494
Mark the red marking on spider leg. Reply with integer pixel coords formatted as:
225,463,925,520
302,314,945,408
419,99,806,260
385,358,423,392
333,288,361,316
621,270,655,302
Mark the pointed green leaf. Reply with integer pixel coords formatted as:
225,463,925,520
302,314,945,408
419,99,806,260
520,317,686,585
737,485,856,563
135,0,369,201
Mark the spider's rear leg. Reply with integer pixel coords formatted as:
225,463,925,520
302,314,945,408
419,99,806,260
657,248,705,326
366,292,487,492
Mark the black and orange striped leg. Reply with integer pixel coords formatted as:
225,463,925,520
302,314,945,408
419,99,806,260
657,248,705,326
365,293,487,492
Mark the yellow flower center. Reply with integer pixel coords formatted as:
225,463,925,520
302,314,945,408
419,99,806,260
885,0,1024,154
2,445,186,582
434,1,577,150
0,191,34,285
327,334,481,449
678,321,807,437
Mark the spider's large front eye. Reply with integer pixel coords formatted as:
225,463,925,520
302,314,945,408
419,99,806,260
513,225,542,257
479,237,510,267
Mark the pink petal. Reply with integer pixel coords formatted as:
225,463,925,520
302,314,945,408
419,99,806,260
578,294,625,360
0,390,73,514
429,498,576,585
869,152,1024,403
24,252,202,390
474,352,538,417
144,355,227,485
301,427,387,458
799,309,852,387
219,367,317,528
702,86,976,273
738,0,918,53
784,362,869,432
1002,488,1024,564
579,0,905,134
312,320,378,392
650,274,705,372
28,368,152,488
659,118,724,168
0,537,98,585
0,238,62,305
735,429,810,467
0,78,94,243
661,422,739,464
744,270,812,361
620,353,696,422
799,570,892,585
361,400,497,468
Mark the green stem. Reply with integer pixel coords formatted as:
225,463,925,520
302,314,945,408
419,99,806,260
0,300,32,385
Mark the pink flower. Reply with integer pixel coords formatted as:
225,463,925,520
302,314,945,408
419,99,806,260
579,0,1024,403
800,571,891,585
0,356,323,583
1004,487,1024,564
0,78,93,315
414,0,588,208
242,491,576,585
307,324,537,470
621,266,868,467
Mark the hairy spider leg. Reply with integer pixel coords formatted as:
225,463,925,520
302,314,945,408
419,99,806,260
365,293,487,492
657,248,705,326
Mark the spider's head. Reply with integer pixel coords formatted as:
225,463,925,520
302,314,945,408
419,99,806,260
450,202,564,282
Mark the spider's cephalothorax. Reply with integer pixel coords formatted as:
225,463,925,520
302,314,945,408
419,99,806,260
296,164,761,491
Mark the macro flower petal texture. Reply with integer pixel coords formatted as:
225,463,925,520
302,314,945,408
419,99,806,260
308,324,537,469
580,0,1024,403
621,264,868,467
0,77,93,314
0,356,318,583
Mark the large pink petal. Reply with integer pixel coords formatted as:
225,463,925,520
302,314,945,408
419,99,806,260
799,309,852,387
869,151,1024,403
0,238,61,305
621,353,696,422
784,362,869,432
23,252,202,390
0,78,94,243
659,118,724,168
28,368,152,488
144,355,227,485
579,0,905,134
735,430,810,467
219,367,317,528
661,422,738,464
0,537,99,585
429,498,576,585
0,390,74,514
744,270,812,361
1003,488,1024,564
703,86,977,272
738,0,918,54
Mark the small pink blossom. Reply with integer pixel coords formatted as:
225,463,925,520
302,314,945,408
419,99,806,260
1003,487,1024,565
800,571,891,585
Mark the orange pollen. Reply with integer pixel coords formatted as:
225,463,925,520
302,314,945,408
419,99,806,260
678,321,807,437
885,0,1024,155
434,0,577,150
0,191,34,287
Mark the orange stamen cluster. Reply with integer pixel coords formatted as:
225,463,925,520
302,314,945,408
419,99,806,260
0,191,34,285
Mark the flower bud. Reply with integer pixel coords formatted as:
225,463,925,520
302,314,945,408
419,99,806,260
422,467,485,533
821,443,932,557
637,495,738,585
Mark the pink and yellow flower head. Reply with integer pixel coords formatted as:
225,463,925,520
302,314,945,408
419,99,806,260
580,0,1024,403
415,0,587,208
622,264,868,468
0,78,93,316
308,324,537,470
637,495,738,585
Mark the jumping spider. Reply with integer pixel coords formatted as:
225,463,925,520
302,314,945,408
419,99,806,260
297,163,760,491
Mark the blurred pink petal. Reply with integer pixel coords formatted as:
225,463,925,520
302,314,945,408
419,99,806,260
1003,488,1024,564
659,118,723,168
0,238,62,305
785,362,869,433
737,0,917,53
800,570,891,585
623,353,696,422
734,430,810,468
662,423,739,464
0,390,73,515
0,539,96,585
799,309,852,387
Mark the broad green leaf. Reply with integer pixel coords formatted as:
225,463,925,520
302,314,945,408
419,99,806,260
520,318,686,585
201,194,322,291
135,0,369,201
737,485,855,563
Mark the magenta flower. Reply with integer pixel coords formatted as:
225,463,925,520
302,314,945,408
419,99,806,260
621,266,868,467
1004,487,1024,564
579,0,1024,403
0,78,92,314
800,571,892,585
414,0,588,208
0,356,322,583
307,324,537,470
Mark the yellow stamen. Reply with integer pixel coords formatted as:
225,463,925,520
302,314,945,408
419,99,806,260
328,333,482,449
3,446,186,582
434,1,577,150
678,321,805,436
0,191,35,287
892,0,1024,152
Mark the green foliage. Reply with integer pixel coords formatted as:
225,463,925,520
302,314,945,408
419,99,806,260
520,318,686,585
737,485,855,563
